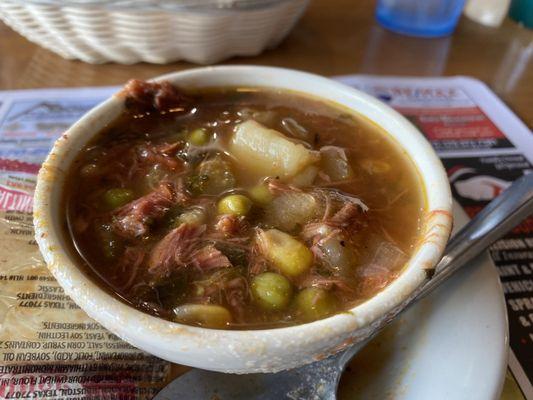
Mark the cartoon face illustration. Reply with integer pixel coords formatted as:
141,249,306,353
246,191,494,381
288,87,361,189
454,175,511,201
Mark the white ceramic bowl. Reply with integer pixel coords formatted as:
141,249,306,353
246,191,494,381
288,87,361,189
33,66,453,373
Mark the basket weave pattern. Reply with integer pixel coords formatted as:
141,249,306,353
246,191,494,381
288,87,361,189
0,0,309,64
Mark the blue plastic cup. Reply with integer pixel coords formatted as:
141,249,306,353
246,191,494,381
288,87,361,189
376,0,467,37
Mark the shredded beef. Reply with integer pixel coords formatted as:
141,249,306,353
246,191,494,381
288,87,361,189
118,247,145,290
190,245,231,271
123,79,190,113
136,142,183,171
147,223,206,279
173,177,191,205
224,276,249,321
113,183,174,239
249,249,268,276
215,214,245,236
329,203,360,227
297,274,355,295
356,264,396,297
267,178,302,195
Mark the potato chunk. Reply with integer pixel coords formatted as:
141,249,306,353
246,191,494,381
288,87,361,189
320,146,354,181
189,156,235,195
291,165,319,187
173,304,232,328
229,120,320,181
257,229,313,277
264,192,318,232
295,288,337,320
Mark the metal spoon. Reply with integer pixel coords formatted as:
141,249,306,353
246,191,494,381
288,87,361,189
155,173,533,400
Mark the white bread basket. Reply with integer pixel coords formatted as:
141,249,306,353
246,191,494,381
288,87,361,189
0,0,309,64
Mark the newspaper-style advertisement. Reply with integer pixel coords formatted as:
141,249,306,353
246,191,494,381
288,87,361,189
0,87,170,399
0,76,531,399
339,75,533,399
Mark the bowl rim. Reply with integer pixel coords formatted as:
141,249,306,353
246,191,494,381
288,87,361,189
33,65,453,372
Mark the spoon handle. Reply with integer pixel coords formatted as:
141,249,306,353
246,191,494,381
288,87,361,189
420,173,533,297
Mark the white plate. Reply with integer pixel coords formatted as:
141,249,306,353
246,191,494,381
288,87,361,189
339,201,509,400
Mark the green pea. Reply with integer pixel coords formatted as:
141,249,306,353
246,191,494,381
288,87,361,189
217,194,252,216
248,183,273,206
252,272,293,311
188,128,210,146
103,188,134,210
295,288,337,321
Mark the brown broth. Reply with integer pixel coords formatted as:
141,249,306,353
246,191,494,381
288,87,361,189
64,85,425,329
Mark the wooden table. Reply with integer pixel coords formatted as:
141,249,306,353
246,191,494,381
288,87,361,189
0,0,531,128
0,1,531,399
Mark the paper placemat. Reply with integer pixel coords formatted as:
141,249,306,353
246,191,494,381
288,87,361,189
0,75,531,399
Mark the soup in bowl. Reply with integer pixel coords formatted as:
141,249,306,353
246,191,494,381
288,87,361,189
34,66,452,372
